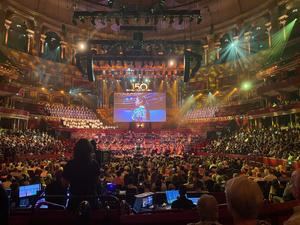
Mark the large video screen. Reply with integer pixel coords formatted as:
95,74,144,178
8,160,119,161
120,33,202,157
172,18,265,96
114,92,166,122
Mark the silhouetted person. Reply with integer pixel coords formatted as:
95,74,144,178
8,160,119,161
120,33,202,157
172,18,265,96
0,184,9,225
171,185,195,209
45,171,67,207
63,139,100,210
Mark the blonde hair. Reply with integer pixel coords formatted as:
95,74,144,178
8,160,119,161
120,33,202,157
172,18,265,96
197,194,219,221
225,176,264,220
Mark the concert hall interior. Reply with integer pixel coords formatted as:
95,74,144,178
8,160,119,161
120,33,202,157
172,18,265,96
0,0,300,225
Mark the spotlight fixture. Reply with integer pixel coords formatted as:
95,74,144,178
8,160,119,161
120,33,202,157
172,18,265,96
168,59,175,67
108,0,114,8
79,17,85,23
73,10,201,27
241,81,252,91
78,42,87,51
197,15,202,24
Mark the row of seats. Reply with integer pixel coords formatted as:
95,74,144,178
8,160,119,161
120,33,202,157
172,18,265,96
62,118,103,129
184,107,219,119
9,200,299,225
45,104,97,120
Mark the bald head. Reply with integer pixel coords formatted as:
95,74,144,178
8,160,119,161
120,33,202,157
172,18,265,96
225,176,264,220
197,194,219,221
291,169,300,200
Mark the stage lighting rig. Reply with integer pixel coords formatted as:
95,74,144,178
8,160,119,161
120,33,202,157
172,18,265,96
72,10,201,26
108,0,114,8
197,15,202,24
75,35,201,82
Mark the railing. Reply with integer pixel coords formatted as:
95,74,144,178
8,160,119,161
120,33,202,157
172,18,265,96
257,75,300,95
0,107,29,119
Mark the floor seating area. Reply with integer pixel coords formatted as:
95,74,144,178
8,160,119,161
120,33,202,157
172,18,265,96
8,200,299,225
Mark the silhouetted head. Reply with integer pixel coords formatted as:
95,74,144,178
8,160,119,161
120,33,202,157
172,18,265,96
73,139,93,162
178,185,187,197
90,139,97,151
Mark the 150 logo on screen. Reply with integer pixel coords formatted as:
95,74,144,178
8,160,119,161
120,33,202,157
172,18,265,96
127,82,151,92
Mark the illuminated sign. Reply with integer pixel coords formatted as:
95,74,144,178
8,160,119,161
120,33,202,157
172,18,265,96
126,82,152,92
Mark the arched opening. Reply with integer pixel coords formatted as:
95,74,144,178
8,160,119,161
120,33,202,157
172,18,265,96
7,17,28,52
250,25,269,53
43,32,61,62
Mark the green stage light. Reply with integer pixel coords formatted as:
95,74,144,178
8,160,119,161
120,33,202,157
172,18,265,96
230,41,237,48
241,81,252,91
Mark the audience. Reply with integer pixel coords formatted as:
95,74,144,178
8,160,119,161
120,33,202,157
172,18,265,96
205,127,300,159
0,127,299,225
0,129,68,161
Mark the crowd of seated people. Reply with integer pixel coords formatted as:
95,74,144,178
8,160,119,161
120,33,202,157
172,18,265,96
204,127,300,160
184,107,219,120
0,130,70,162
45,104,98,120
1,146,295,208
0,133,300,225
94,131,203,155
62,118,103,129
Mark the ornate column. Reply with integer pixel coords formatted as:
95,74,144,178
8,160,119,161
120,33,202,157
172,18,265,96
32,20,42,56
278,15,288,40
214,41,221,60
71,44,77,65
265,22,272,48
60,41,67,60
203,45,209,65
4,19,11,45
40,34,46,54
244,31,252,54
26,29,34,53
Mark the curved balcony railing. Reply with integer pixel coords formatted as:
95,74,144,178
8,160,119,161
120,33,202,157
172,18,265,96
0,107,29,118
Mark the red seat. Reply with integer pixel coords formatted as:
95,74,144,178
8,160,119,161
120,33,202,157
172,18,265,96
121,209,199,225
9,201,300,225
